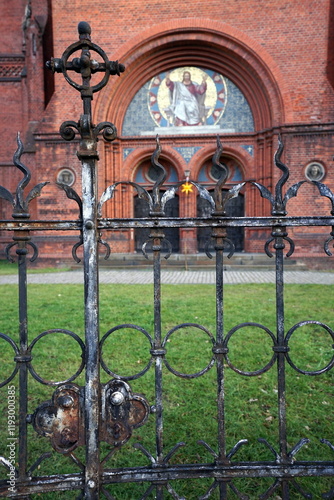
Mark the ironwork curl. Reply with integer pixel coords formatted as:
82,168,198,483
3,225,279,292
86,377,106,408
28,329,85,386
284,321,334,375
5,239,39,263
59,120,80,141
0,332,20,388
59,117,117,143
162,323,215,378
94,121,117,142
324,233,334,256
71,235,84,263
98,235,111,260
205,236,235,259
142,235,173,260
264,233,295,258
100,324,154,381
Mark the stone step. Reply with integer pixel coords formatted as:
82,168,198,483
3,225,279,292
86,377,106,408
96,253,308,271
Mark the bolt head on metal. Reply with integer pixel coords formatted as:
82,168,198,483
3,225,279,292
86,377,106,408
87,480,95,489
110,391,125,405
57,395,74,408
85,220,94,229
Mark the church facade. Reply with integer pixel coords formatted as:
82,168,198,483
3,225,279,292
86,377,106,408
1,0,334,263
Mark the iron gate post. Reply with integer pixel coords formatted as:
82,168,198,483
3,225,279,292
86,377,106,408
79,126,101,499
46,21,124,498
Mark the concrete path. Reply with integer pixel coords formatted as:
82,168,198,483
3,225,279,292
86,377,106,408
0,269,333,285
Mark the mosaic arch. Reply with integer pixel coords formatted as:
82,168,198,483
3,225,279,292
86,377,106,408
122,67,254,136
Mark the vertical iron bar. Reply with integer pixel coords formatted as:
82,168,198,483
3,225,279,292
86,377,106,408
274,227,290,498
150,230,166,500
152,233,164,465
16,237,29,487
214,230,229,500
215,235,226,462
80,146,100,499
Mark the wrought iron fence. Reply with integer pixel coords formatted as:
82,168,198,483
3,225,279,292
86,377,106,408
0,21,334,499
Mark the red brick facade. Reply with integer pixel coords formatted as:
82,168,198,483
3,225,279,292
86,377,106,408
1,0,334,262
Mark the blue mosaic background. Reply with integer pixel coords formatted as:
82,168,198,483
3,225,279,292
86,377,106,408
122,75,254,136
174,147,201,163
241,145,254,157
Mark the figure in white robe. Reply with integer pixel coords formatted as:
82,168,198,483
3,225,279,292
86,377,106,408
166,71,207,126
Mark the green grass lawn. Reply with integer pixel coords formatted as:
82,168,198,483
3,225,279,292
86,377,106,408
0,259,70,275
0,283,333,499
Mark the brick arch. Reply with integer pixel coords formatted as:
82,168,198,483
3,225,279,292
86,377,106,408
94,19,291,131
122,144,186,182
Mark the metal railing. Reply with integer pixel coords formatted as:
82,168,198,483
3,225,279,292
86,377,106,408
0,22,334,499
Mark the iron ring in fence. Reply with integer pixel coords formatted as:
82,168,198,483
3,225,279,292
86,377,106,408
0,333,20,388
100,324,154,381
162,323,215,378
284,320,334,376
28,329,85,386
223,322,277,376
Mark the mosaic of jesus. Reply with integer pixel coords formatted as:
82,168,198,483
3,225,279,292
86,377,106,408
148,67,227,128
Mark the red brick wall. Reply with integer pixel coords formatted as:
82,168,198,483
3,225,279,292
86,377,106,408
1,0,334,262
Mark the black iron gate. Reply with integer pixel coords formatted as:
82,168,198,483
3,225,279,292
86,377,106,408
0,22,334,499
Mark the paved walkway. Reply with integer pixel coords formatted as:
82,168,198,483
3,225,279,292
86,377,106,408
0,269,333,285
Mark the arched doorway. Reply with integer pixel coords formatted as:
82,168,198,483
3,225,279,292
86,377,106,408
196,156,245,252
133,158,180,252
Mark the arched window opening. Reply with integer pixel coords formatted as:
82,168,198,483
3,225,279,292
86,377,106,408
197,156,245,252
133,159,180,252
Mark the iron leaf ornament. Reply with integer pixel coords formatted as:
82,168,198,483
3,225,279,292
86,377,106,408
0,133,49,217
312,180,334,255
253,135,305,216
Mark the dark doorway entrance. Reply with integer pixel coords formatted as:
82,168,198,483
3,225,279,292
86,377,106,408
134,193,180,252
197,190,244,252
